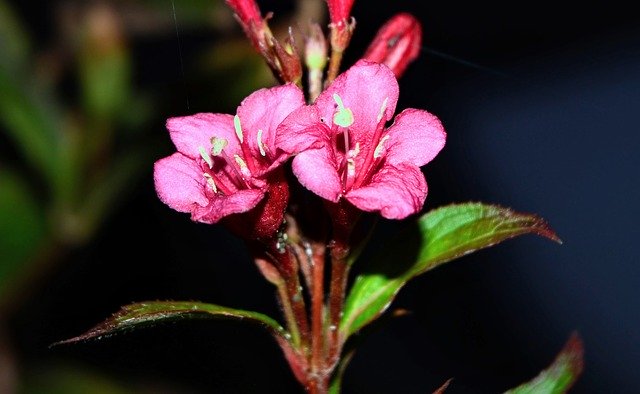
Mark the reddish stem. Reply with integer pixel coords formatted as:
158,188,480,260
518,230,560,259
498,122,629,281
310,247,325,376
280,249,311,349
328,248,349,364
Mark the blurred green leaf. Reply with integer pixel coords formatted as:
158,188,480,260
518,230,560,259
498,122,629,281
0,167,45,295
341,203,561,337
79,6,131,123
0,69,61,181
57,301,288,345
80,48,131,121
505,333,583,394
22,365,134,394
80,146,156,238
0,0,30,72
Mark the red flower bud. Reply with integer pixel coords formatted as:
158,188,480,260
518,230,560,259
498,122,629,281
225,0,266,50
326,0,355,30
226,0,262,26
363,13,422,78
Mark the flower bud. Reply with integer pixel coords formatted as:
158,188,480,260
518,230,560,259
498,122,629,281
363,13,422,78
326,0,355,30
305,23,328,71
225,0,266,51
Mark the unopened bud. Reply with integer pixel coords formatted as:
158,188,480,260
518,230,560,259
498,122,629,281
225,0,267,51
326,0,355,31
363,13,422,78
305,23,328,70
269,29,303,85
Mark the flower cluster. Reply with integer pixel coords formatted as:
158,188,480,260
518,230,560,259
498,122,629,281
153,2,446,390
69,2,576,394
155,59,445,235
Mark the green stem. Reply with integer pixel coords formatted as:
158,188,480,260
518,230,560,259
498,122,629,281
275,280,302,347
308,68,323,103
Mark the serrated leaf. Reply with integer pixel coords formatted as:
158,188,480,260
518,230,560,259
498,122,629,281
341,203,560,337
505,333,583,394
56,301,288,345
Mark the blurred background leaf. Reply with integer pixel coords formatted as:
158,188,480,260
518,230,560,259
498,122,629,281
0,167,45,296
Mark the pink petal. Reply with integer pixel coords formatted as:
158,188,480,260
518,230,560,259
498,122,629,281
194,189,265,224
236,84,305,163
384,108,446,167
154,153,209,213
166,113,239,159
316,60,399,142
345,162,427,219
291,148,342,202
276,105,330,155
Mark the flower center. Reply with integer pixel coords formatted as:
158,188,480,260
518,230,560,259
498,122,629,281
331,95,390,192
198,119,261,195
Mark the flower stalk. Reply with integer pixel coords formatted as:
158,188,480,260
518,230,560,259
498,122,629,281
154,3,443,393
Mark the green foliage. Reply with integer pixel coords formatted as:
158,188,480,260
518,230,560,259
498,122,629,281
0,168,45,295
341,203,561,337
0,0,30,71
57,301,287,345
505,333,583,394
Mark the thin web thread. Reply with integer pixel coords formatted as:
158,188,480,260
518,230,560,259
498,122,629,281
421,45,512,79
171,0,190,110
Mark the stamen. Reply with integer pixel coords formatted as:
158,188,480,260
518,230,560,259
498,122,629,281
203,173,218,193
234,154,252,178
377,97,389,123
199,146,213,169
373,135,390,159
332,93,354,127
257,129,267,157
210,137,228,156
233,115,244,143
348,142,361,158
347,158,356,176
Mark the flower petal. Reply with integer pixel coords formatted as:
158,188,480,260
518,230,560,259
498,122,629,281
276,105,330,154
316,60,399,140
345,162,427,219
154,153,209,213
194,189,265,224
291,148,342,202
166,113,238,159
237,84,305,163
384,108,446,167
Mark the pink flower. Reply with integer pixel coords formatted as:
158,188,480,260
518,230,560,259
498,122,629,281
277,60,446,219
363,13,422,78
154,84,305,237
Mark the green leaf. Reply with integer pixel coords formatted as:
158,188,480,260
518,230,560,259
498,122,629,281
79,146,156,240
0,69,61,181
505,333,583,394
0,0,30,72
22,365,134,394
79,32,130,122
0,167,46,296
56,301,288,345
341,203,560,337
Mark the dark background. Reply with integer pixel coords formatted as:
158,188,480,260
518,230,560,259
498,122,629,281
5,0,639,393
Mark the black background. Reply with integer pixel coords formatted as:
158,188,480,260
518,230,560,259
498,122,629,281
6,1,639,392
